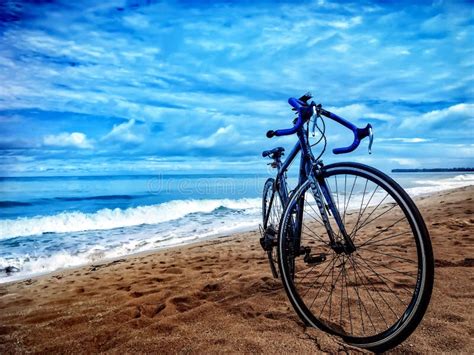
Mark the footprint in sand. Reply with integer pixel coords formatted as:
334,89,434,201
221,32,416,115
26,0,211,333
164,267,183,274
201,283,222,292
117,285,132,292
435,258,474,267
229,303,260,319
440,313,465,323
151,277,165,282
130,303,166,318
462,258,474,267
169,295,201,312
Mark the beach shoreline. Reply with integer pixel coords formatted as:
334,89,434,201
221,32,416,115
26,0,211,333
2,180,470,286
1,186,473,353
0,230,252,287
2,172,473,285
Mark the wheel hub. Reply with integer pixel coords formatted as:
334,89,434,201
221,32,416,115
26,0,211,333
331,241,356,255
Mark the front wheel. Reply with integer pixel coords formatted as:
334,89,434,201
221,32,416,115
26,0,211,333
278,162,434,352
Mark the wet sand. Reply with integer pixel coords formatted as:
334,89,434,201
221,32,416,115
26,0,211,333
0,186,473,353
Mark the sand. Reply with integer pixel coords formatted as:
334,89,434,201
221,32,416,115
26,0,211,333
0,186,473,354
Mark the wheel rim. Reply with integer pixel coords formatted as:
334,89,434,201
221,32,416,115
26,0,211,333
263,181,283,275
279,166,426,344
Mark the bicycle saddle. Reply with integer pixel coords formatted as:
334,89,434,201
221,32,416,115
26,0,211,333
262,147,285,158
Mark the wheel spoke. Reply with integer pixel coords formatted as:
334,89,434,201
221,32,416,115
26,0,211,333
277,168,430,341
305,201,326,228
343,176,358,225
318,256,345,316
349,257,388,329
339,256,345,327
347,257,378,332
356,203,399,234
350,179,369,235
344,260,354,334
301,255,337,299
309,256,341,311
358,230,411,248
328,253,336,322
358,248,417,265
349,185,379,237
296,253,337,284
355,256,411,307
349,255,366,334
357,253,417,279
356,216,406,246
301,230,330,247
349,254,376,332
343,175,347,224
351,193,390,241
351,257,400,320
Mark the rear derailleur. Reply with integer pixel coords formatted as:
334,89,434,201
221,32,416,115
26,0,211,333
259,225,278,251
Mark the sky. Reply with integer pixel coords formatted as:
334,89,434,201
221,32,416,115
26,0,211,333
0,0,473,176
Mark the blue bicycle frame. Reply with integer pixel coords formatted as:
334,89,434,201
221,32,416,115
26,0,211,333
269,97,373,253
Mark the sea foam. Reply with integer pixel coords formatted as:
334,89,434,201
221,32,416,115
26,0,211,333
0,198,260,240
406,174,474,196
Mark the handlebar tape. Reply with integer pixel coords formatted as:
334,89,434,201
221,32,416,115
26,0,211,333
266,98,309,138
332,124,372,154
267,98,371,155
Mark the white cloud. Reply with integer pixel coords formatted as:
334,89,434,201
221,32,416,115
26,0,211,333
123,14,150,29
329,16,362,29
332,43,350,53
193,125,237,148
1,0,473,174
326,104,394,121
423,103,473,122
103,119,144,144
401,103,474,128
43,132,93,149
379,138,431,143
387,46,411,56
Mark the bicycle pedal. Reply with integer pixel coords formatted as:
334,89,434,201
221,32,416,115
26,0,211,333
304,253,327,265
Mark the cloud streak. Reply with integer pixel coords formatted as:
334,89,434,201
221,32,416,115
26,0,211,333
0,0,472,175
43,132,94,149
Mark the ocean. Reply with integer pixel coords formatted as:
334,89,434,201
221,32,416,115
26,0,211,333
0,172,473,283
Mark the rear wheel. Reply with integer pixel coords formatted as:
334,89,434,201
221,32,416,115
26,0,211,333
278,162,434,352
262,178,283,278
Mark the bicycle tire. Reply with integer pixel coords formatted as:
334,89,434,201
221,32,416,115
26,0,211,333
262,178,283,278
278,162,434,352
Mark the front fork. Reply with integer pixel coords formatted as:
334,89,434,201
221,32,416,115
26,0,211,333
307,165,356,254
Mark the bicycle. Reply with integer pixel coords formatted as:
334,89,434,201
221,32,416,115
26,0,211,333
260,93,434,352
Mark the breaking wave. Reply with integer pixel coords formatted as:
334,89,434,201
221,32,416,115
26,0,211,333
0,198,260,240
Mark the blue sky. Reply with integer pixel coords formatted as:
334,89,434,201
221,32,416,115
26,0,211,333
0,0,472,176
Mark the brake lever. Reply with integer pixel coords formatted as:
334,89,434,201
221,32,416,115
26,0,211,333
368,125,374,154
311,105,318,137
